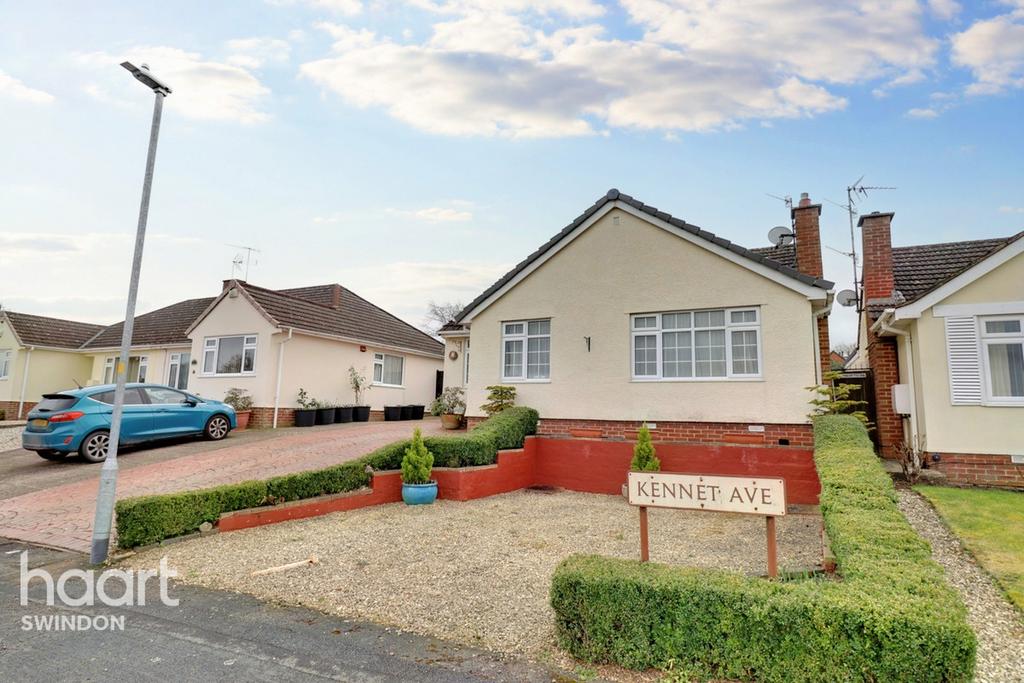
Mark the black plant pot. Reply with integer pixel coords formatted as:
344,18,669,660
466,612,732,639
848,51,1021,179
294,409,316,427
384,405,402,421
335,406,353,423
400,405,414,420
410,404,425,420
352,405,371,422
316,407,336,425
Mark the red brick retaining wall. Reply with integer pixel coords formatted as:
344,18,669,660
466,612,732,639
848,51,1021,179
931,453,1024,490
0,401,35,420
218,436,820,532
467,417,814,448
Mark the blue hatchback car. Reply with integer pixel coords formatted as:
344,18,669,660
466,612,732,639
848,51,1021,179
22,384,237,463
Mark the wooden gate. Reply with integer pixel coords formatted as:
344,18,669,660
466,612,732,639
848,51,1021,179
835,370,878,448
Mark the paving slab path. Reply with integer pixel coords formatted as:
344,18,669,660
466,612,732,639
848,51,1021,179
0,420,445,553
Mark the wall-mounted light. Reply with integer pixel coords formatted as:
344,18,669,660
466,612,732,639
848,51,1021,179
360,345,367,352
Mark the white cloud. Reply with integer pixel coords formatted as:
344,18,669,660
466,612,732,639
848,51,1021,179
266,0,362,15
951,7,1024,95
387,206,474,222
0,69,55,104
999,205,1024,214
906,107,939,118
927,0,961,20
301,0,938,138
225,37,291,69
75,46,271,124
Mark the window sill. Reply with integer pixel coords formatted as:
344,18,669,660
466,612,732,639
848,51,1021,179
981,400,1024,407
199,373,257,378
501,379,551,384
372,382,405,389
631,377,764,383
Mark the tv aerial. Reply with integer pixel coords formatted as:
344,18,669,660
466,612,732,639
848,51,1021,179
227,243,261,281
765,193,793,210
767,225,794,246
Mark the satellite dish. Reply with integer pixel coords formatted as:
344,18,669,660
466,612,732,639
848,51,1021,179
767,226,794,246
837,289,858,307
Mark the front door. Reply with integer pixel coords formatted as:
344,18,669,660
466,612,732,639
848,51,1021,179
168,352,190,390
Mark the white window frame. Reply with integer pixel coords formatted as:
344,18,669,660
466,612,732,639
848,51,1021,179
501,319,551,382
201,335,257,377
0,349,11,380
979,314,1024,406
372,352,405,387
630,307,762,382
103,355,148,383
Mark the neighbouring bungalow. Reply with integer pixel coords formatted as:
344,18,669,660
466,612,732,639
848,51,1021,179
0,310,103,418
186,281,444,427
440,189,835,447
850,210,1024,488
79,297,215,390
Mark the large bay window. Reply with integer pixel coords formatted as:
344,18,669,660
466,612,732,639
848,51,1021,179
202,335,256,376
981,315,1024,402
502,319,550,381
631,308,761,380
373,352,405,386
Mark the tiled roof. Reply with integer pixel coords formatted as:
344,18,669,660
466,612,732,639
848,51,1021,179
455,189,832,322
237,282,444,357
749,243,798,270
82,298,216,349
892,233,1023,305
438,320,467,333
277,284,341,310
3,311,105,349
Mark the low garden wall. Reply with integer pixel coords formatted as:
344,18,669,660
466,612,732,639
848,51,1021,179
549,416,976,682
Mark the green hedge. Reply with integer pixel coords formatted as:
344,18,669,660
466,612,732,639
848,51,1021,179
550,415,976,682
115,407,538,549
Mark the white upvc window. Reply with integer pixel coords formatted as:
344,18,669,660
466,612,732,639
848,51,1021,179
631,308,761,381
373,352,404,387
103,355,148,383
0,350,11,379
202,335,257,376
980,315,1024,404
502,319,550,381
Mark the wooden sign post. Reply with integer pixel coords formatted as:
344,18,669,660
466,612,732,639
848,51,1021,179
627,472,786,578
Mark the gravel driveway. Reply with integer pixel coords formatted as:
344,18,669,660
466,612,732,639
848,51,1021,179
0,427,21,454
898,489,1024,683
127,490,822,657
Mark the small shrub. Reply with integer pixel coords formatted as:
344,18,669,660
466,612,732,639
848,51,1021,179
630,423,660,471
480,385,516,416
222,387,253,412
895,437,925,485
807,370,870,427
401,428,434,484
348,366,370,405
0,409,5,420
296,388,316,409
431,386,466,415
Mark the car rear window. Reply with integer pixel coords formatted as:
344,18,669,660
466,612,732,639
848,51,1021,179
35,395,79,412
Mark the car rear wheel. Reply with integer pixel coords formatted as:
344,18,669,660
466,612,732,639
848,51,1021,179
79,431,110,463
204,415,231,441
36,450,67,461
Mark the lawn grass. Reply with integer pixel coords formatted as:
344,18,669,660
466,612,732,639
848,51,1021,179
916,485,1024,610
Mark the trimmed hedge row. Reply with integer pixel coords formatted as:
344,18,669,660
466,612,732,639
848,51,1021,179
116,407,538,549
550,415,976,682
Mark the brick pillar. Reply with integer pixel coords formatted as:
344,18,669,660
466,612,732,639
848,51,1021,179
792,193,830,379
859,210,903,455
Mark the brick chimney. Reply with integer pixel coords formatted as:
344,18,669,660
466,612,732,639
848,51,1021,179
791,192,823,279
858,210,903,457
791,193,830,379
329,284,343,310
858,211,896,305
222,278,243,292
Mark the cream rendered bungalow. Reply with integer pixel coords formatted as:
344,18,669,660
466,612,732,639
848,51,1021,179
851,210,1024,488
441,189,835,446
186,281,444,427
0,311,103,418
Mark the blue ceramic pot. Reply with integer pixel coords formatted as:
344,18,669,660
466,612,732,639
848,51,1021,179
402,481,438,505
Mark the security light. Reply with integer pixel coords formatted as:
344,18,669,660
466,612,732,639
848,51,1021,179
120,61,172,95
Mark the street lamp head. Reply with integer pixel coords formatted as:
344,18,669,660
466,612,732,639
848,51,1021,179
120,61,172,95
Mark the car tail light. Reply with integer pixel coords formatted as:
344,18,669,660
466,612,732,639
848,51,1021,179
48,411,85,423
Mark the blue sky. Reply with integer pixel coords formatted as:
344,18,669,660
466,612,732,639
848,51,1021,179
1,1,1022,344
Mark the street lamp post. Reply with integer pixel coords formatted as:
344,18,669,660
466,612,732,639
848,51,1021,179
90,63,172,565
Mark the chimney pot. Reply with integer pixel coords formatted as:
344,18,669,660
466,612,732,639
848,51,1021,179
799,192,811,207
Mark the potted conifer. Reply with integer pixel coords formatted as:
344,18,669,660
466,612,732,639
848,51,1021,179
223,387,253,430
348,366,372,422
625,423,660,496
294,388,317,427
401,428,437,505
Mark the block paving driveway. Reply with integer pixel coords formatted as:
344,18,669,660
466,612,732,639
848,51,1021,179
0,419,445,553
